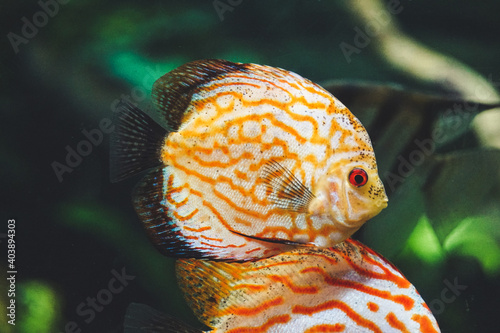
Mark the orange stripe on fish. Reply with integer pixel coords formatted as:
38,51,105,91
233,284,268,292
183,225,211,233
411,314,440,333
386,312,410,333
268,275,319,294
304,324,346,333
367,302,379,312
333,240,411,289
222,296,284,316
292,300,382,332
299,266,415,310
200,235,223,242
245,247,261,255
225,314,291,333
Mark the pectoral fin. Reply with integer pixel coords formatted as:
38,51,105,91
261,160,315,213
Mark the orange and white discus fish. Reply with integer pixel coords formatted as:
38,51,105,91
111,59,388,261
124,239,440,332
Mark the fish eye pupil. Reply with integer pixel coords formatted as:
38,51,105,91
349,168,368,187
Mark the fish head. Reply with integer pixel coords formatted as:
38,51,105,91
310,151,388,245
333,159,388,222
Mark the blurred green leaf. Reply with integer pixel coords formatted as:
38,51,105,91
402,215,444,265
444,215,500,276
424,150,500,242
18,281,60,333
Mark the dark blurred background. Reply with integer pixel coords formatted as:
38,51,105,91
1,0,500,332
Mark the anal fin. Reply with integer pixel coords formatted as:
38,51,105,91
133,167,215,259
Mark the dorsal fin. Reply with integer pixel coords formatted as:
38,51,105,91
110,101,167,182
152,59,248,131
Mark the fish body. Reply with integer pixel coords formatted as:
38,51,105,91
112,60,387,261
124,239,440,332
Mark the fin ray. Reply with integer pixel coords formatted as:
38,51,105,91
261,160,315,212
152,59,248,131
176,259,242,328
110,101,167,183
124,302,203,333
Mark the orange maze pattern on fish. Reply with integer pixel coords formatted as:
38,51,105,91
176,238,440,333
154,61,386,260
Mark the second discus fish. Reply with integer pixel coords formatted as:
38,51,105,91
124,239,440,332
111,59,388,261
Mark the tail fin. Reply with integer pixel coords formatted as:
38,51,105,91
110,100,168,183
124,303,205,333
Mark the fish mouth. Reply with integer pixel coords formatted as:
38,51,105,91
330,193,388,229
375,189,389,210
379,197,389,209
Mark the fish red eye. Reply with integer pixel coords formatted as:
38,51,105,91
349,168,368,187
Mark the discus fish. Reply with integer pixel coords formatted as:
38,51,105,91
111,59,388,261
124,238,440,332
